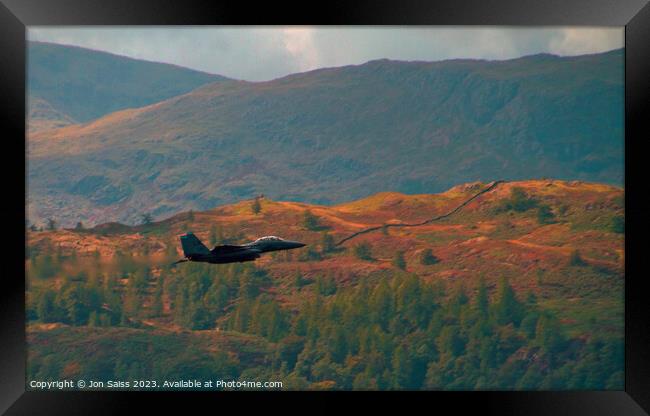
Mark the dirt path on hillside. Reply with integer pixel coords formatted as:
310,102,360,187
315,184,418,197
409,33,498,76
336,180,505,246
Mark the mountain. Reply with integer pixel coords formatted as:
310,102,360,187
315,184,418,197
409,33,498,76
27,95,78,133
26,180,624,389
27,41,228,124
27,49,624,227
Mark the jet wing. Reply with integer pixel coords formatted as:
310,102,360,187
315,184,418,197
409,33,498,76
210,244,249,255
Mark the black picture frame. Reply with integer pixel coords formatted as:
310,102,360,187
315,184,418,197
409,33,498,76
1,0,648,414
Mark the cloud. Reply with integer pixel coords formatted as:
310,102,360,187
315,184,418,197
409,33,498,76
27,26,623,81
281,27,320,71
548,27,624,55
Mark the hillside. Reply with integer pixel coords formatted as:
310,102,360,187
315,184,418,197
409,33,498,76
27,41,228,125
28,96,78,133
25,180,625,390
28,180,624,332
27,49,624,227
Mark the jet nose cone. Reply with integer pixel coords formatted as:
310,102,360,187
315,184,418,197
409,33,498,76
289,241,306,249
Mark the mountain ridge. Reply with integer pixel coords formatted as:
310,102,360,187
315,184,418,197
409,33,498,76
27,41,230,125
28,48,624,227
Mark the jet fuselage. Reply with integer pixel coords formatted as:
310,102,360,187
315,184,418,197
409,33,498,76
175,233,305,265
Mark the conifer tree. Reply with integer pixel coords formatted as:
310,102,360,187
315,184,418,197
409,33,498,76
37,289,57,323
302,210,321,231
150,277,164,317
68,284,91,325
437,325,465,357
173,286,188,326
293,272,307,288
476,276,489,316
392,251,406,270
252,197,262,215
231,300,252,332
449,283,469,318
392,344,413,389
321,232,335,254
353,243,372,261
46,218,57,231
369,280,393,330
535,314,566,355
494,277,522,326
268,301,289,341
124,284,141,320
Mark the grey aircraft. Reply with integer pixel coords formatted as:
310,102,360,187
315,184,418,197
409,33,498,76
172,232,306,265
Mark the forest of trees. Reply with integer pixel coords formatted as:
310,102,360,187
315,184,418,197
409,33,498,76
275,275,622,390
26,249,623,390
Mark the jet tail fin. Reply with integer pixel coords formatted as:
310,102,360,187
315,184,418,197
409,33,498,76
180,232,210,257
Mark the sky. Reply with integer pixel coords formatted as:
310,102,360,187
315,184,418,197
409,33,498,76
28,26,624,82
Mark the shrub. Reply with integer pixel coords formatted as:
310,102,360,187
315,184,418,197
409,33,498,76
293,273,309,288
302,210,321,231
316,275,337,296
353,243,372,261
537,204,555,225
46,218,57,231
497,187,538,213
419,249,439,265
568,250,586,267
609,215,624,234
509,188,538,212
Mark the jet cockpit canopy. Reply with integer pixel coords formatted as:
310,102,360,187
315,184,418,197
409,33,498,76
253,235,283,243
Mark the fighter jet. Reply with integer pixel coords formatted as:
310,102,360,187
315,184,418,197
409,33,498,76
172,232,306,265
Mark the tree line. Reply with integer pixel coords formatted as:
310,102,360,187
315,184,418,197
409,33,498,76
28,254,622,390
